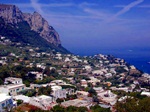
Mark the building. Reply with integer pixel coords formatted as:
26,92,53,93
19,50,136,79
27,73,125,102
29,95,56,110
92,70,103,76
80,79,88,87
0,93,17,112
4,77,23,85
141,91,150,97
51,80,66,85
14,95,30,103
88,77,100,86
97,90,117,106
51,86,66,100
0,84,26,96
61,98,92,108
29,72,43,80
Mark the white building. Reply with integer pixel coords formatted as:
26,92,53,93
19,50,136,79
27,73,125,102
84,65,92,72
97,90,117,105
92,70,103,76
65,57,71,62
80,79,88,87
141,91,150,97
105,73,113,78
4,77,23,85
0,84,26,96
51,80,66,85
0,93,17,112
51,86,66,100
29,95,55,110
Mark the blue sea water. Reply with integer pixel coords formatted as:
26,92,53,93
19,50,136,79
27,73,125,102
71,48,150,74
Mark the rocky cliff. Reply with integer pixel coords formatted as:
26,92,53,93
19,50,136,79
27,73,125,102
0,4,61,46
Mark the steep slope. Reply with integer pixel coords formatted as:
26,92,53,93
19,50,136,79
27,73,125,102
0,4,68,53
23,12,61,46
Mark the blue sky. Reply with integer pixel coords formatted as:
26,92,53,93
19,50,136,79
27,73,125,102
1,0,150,55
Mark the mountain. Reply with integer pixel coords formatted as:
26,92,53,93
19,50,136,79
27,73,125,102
0,4,69,53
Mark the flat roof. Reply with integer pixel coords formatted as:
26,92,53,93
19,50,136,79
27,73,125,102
0,93,12,102
1,84,25,89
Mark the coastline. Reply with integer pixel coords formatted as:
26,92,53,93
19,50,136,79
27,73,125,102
71,48,150,74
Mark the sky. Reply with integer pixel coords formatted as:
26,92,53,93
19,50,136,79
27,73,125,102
1,0,150,55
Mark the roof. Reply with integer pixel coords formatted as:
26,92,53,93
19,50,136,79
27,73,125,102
1,84,25,89
14,95,30,103
51,85,62,90
38,95,52,100
141,91,150,96
0,93,12,102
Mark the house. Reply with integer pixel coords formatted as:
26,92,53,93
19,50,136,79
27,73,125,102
88,77,100,86
14,95,30,103
141,91,150,97
4,77,23,85
51,80,66,85
0,36,5,40
29,95,56,110
0,84,26,96
0,93,17,112
84,65,92,72
92,70,103,76
64,57,71,62
105,73,113,78
51,86,66,100
76,91,89,96
29,72,43,80
80,79,88,87
97,90,117,106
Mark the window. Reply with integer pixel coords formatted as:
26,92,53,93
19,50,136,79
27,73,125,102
2,103,5,108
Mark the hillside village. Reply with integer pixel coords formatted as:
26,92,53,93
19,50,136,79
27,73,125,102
0,35,150,112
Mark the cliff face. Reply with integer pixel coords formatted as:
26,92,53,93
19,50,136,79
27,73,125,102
0,4,61,46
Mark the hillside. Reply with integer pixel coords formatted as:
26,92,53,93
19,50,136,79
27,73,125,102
0,4,69,53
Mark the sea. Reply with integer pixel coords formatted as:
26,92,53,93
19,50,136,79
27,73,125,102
71,48,150,74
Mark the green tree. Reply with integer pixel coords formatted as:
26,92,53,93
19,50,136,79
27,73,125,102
90,105,110,112
51,105,65,112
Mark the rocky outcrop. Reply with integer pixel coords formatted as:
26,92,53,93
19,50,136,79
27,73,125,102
0,4,61,46
23,12,61,46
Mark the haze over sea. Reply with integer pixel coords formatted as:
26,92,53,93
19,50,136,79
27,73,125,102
70,47,150,74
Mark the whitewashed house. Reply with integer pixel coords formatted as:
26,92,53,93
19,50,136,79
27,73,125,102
4,77,23,85
29,95,55,110
0,84,26,96
51,86,66,100
0,93,17,111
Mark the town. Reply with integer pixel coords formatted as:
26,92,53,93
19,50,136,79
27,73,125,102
0,35,150,112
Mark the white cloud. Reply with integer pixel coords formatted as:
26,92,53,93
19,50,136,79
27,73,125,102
108,0,144,22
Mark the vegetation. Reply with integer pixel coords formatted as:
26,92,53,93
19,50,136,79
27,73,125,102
90,105,110,112
38,86,52,95
0,18,69,53
115,97,150,112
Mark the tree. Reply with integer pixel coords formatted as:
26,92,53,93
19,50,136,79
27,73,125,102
56,98,64,104
66,106,77,112
115,97,150,112
77,106,88,112
88,87,97,97
90,105,110,112
51,105,65,112
38,86,52,95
